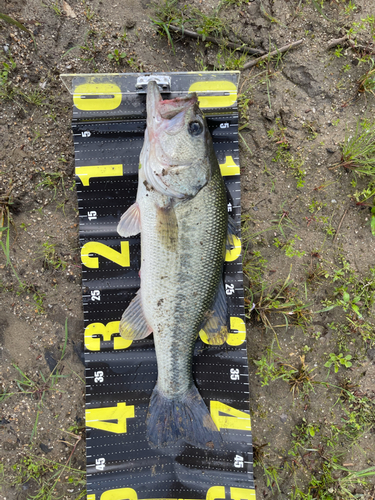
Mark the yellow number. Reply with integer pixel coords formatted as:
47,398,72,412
225,235,241,262
81,241,130,269
226,316,246,346
188,81,237,108
73,82,122,111
84,321,132,351
206,486,225,500
87,496,96,500
230,488,256,500
219,156,240,176
101,488,137,500
76,164,123,186
199,317,245,346
86,403,135,434
205,487,255,500
210,401,251,432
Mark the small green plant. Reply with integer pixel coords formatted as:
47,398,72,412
269,121,306,187
22,88,44,106
324,353,353,373
11,452,85,499
12,319,69,403
243,250,267,288
40,240,67,270
358,57,375,96
273,235,306,258
289,417,320,457
215,47,248,70
308,198,327,214
344,0,357,14
0,51,17,100
280,355,316,396
252,272,312,340
191,7,226,40
108,48,127,65
45,0,62,16
340,118,375,175
36,171,65,198
83,0,95,20
0,51,16,85
303,120,319,140
334,46,344,58
33,291,46,314
32,127,42,145
0,227,26,290
352,181,375,234
253,341,295,386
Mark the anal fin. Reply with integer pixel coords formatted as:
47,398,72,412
119,290,152,340
200,280,228,345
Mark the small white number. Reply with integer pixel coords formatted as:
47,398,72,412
91,290,101,301
88,210,97,221
220,123,229,129
95,457,105,470
94,371,104,383
230,368,240,380
234,454,244,468
82,131,91,137
225,283,235,296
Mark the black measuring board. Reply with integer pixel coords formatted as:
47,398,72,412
63,71,256,500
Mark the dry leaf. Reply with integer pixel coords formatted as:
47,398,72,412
62,1,77,18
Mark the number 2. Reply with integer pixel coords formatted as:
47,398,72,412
81,241,130,269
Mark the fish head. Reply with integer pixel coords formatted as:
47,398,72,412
145,81,213,199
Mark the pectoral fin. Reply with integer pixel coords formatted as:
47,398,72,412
120,290,152,340
117,202,141,237
200,280,228,345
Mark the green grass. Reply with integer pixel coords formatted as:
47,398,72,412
36,171,65,199
341,118,375,175
39,240,67,271
11,453,85,499
3,319,69,403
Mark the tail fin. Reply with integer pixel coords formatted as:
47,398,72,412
146,384,222,450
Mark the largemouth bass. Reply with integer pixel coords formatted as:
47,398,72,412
117,81,232,449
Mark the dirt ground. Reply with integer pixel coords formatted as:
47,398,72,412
1,0,375,498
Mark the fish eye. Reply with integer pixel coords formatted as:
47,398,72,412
188,121,203,136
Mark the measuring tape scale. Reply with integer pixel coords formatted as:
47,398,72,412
70,72,255,498
86,486,256,500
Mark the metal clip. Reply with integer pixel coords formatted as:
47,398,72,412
135,75,171,93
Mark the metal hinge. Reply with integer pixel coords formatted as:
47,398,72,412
135,74,171,93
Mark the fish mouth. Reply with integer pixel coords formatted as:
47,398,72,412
147,81,197,125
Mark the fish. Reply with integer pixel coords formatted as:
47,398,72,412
117,81,234,449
